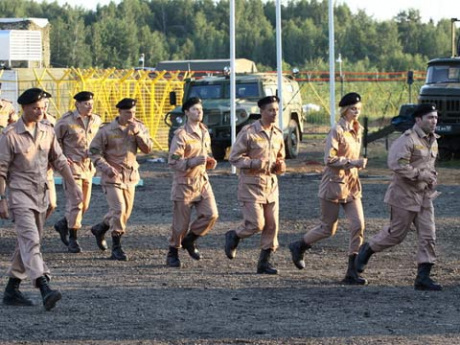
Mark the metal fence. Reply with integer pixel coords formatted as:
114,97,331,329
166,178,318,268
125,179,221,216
0,68,427,147
297,70,426,134
0,68,192,150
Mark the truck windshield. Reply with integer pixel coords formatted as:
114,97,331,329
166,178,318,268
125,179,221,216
227,83,260,98
426,65,460,84
189,84,223,99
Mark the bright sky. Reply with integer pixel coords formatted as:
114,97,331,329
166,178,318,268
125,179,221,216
42,0,460,24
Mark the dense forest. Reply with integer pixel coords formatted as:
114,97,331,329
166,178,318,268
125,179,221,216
0,0,458,72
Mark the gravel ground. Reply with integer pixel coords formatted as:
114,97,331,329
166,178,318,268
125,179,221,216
1,138,460,345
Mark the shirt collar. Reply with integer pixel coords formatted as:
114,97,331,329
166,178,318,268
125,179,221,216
16,117,45,135
413,123,438,140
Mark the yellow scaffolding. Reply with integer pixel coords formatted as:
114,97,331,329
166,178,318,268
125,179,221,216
4,68,193,150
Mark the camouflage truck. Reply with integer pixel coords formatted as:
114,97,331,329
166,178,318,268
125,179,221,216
164,73,305,160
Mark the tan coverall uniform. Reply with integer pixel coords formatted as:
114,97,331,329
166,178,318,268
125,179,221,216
368,124,440,264
229,120,286,251
168,122,219,248
89,118,153,235
54,110,102,229
0,99,16,130
0,118,73,286
303,117,365,254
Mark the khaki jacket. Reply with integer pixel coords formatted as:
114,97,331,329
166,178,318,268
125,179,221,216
229,120,285,203
54,110,102,179
89,117,153,188
0,117,70,212
168,122,213,202
384,124,439,212
318,117,363,203
0,99,16,129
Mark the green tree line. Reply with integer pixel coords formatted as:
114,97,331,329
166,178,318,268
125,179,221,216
0,0,458,71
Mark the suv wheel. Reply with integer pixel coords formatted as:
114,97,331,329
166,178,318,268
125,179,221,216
285,119,300,159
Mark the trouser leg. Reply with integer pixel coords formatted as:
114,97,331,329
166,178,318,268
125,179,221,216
369,205,416,253
303,199,340,245
189,189,219,237
260,201,279,251
169,201,193,248
104,185,135,237
414,204,436,264
6,208,50,286
342,199,365,255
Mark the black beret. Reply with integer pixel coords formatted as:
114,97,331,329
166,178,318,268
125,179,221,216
412,103,437,118
116,98,136,109
182,97,202,113
74,91,94,102
257,96,279,108
17,88,52,105
339,92,361,107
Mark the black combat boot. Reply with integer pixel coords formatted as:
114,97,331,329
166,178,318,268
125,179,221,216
3,277,34,306
181,232,201,260
355,242,375,273
91,222,110,251
224,230,240,259
111,234,127,261
166,247,181,268
414,263,442,291
288,239,311,270
257,249,278,275
54,217,69,246
68,229,82,253
342,254,368,285
36,276,61,311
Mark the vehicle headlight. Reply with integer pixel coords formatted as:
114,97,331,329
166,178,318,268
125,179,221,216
176,116,184,125
238,110,248,119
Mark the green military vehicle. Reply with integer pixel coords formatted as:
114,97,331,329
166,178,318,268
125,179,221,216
418,57,460,159
164,73,305,160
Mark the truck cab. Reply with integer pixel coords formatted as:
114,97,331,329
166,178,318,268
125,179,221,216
165,73,305,160
419,58,460,159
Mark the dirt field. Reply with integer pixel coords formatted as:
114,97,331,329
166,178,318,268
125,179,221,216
1,136,460,345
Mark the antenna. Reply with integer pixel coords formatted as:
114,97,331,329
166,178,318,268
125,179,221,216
451,18,459,57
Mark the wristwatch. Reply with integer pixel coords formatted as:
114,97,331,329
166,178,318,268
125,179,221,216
0,195,6,200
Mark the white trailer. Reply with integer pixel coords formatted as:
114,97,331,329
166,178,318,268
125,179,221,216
0,30,43,68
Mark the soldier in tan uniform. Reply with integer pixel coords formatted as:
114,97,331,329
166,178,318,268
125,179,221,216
167,97,219,268
54,91,102,253
0,82,18,130
2,89,57,219
89,98,153,261
0,88,83,310
225,96,286,275
356,103,442,291
289,92,368,285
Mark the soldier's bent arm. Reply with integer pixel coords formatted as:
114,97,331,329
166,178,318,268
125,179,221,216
387,136,419,181
134,124,153,154
168,131,189,171
324,127,354,169
89,130,113,175
53,118,67,147
0,134,13,180
49,134,73,178
229,128,253,169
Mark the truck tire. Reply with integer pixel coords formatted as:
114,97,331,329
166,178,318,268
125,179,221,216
285,119,300,159
212,144,227,161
